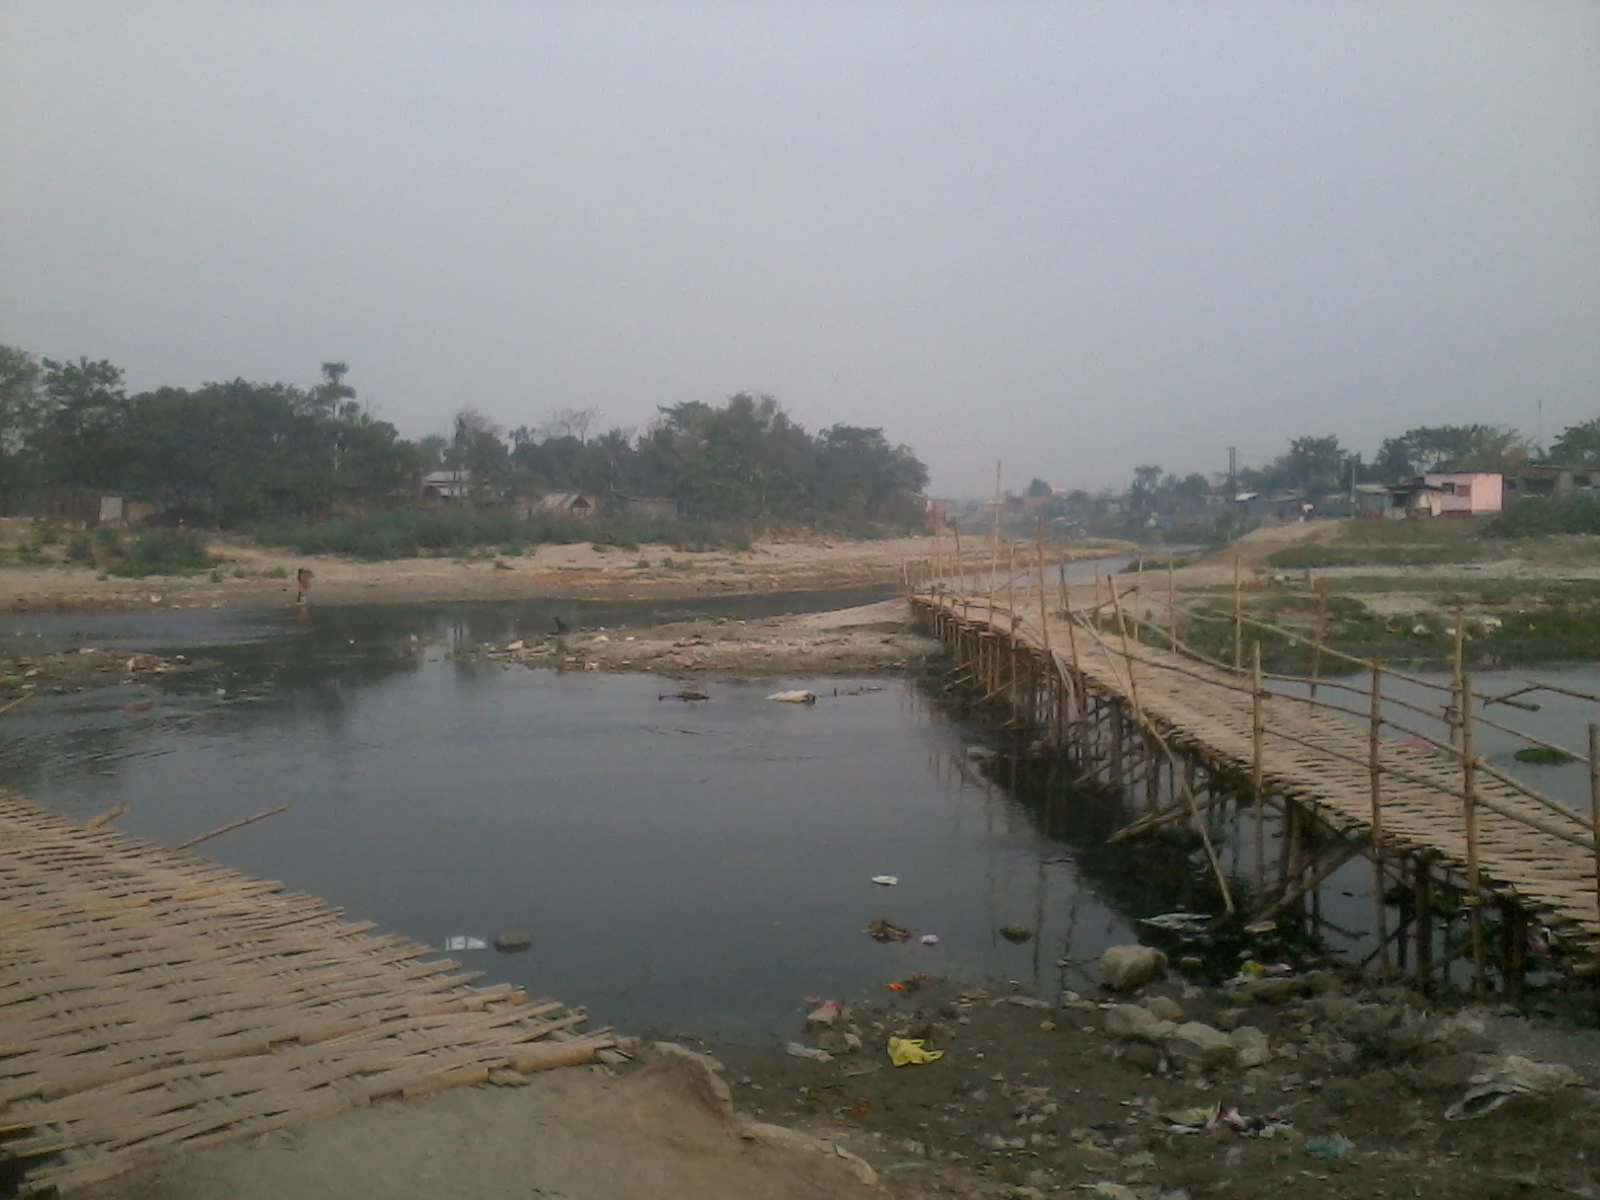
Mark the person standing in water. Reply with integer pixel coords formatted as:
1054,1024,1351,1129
295,567,313,606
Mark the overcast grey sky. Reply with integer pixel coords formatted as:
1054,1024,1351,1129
2,2,1596,496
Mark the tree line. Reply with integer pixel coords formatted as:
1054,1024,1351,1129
1116,420,1600,511
0,346,929,529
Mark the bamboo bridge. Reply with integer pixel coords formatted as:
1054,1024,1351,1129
912,575,1600,993
0,795,613,1197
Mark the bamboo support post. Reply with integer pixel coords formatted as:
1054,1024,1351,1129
1033,521,1052,657
1453,611,1486,997
1591,723,1600,931
1166,558,1177,649
1232,553,1243,672
1369,661,1390,971
1309,579,1328,708
1132,557,1144,644
988,462,1001,624
1252,641,1265,890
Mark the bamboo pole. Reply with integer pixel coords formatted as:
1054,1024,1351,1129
952,522,964,591
1132,557,1144,644
1369,660,1391,971
1166,558,1177,649
1232,553,1244,672
1252,640,1265,891
1033,520,1052,658
1309,579,1329,709
1456,610,1486,997
174,805,292,851
988,462,1001,625
1590,723,1600,932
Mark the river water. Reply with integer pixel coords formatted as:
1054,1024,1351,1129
0,564,1197,1043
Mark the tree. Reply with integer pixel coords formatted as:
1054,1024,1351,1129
0,345,42,508
37,356,129,490
1373,425,1534,479
1284,435,1345,494
1130,465,1163,512
1025,477,1052,498
1551,417,1600,465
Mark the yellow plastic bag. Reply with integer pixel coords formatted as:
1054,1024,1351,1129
887,1036,944,1067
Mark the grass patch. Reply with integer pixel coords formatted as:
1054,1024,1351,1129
251,509,750,561
1488,497,1600,538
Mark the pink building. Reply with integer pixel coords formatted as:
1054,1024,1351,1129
1422,472,1503,516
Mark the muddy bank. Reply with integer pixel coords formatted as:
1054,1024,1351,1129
466,599,943,677
706,959,1600,1200
0,532,1134,615
0,646,195,697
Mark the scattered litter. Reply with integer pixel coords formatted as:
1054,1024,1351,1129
886,973,928,994
1140,911,1210,932
505,640,524,652
785,1042,833,1063
443,936,487,951
1237,959,1294,978
805,1001,841,1027
964,746,997,761
767,690,817,704
870,875,899,887
1243,918,1277,935
998,924,1033,943
491,933,532,953
1445,1054,1581,1120
1162,1102,1292,1138
865,919,912,943
887,1036,944,1067
1304,1134,1354,1160
919,933,941,946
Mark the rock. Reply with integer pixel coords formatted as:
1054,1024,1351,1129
1145,995,1185,1022
1001,994,1053,1010
1431,1012,1495,1055
1166,1022,1237,1069
1099,945,1168,992
998,924,1034,943
1213,1007,1250,1032
735,1121,877,1187
648,1042,733,1119
491,933,532,953
1105,1004,1162,1039
1230,1026,1271,1069
1306,994,1358,1024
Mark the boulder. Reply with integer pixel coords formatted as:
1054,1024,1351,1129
1144,995,1185,1023
1166,1022,1237,1069
1230,1025,1271,1069
1213,1006,1250,1032
1099,945,1168,992
1121,1043,1164,1075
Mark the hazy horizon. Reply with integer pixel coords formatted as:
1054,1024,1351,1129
3,2,1596,497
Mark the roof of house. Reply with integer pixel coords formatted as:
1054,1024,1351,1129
539,492,593,509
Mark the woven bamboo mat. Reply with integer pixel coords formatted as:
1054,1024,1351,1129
0,793,613,1197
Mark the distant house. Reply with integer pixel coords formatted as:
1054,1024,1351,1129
536,492,596,519
1422,472,1502,516
620,495,678,522
421,470,473,502
1503,464,1600,507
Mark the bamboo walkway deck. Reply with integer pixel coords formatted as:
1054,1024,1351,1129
0,793,613,1197
916,592,1600,959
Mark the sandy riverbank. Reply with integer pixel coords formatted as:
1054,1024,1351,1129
0,533,1134,615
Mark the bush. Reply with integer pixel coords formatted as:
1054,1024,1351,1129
1487,497,1600,538
104,529,215,577
251,509,752,561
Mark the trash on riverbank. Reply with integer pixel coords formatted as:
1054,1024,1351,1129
919,933,940,946
766,689,817,704
804,1001,841,1027
887,1036,943,1066
443,935,487,951
886,973,927,994
1445,1054,1581,1120
870,874,899,886
785,1042,833,1063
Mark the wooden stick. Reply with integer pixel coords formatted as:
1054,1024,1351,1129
0,691,33,718
1309,579,1328,709
1590,723,1600,933
989,461,1002,625
174,805,292,851
1369,661,1390,971
1232,553,1244,672
1033,520,1052,658
86,804,129,830
1252,640,1265,890
1456,610,1485,998
1166,558,1177,649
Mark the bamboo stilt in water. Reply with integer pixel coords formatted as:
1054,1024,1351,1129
1252,641,1265,891
1167,558,1177,649
1455,611,1486,997
988,462,1001,625
1370,661,1391,970
1414,857,1434,992
1132,557,1144,644
1590,723,1600,931
952,522,964,592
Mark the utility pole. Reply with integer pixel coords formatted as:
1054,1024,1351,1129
1227,446,1237,498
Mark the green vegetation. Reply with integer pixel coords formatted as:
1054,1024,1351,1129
1487,496,1600,538
1265,518,1492,569
1513,746,1577,766
251,510,750,561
